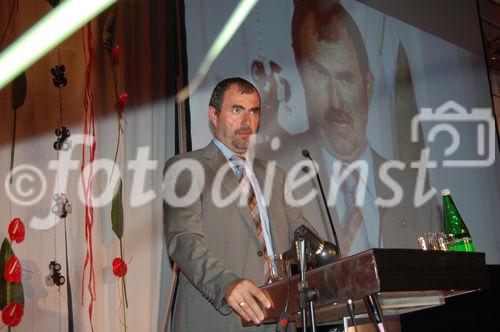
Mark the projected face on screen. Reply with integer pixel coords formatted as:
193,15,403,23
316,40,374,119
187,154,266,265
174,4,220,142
293,7,373,162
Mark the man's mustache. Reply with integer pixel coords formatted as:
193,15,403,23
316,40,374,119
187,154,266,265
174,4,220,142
235,126,253,135
325,108,353,125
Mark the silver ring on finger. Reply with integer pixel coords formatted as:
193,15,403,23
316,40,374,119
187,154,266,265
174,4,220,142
238,300,246,309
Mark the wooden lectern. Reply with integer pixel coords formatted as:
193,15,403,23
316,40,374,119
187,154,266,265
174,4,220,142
243,249,489,330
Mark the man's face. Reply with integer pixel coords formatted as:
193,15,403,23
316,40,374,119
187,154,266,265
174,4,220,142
297,16,373,161
209,84,261,155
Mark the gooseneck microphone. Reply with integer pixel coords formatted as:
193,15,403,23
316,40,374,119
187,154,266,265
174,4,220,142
301,149,342,256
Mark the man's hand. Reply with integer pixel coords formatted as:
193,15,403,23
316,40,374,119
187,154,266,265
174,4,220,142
224,278,272,324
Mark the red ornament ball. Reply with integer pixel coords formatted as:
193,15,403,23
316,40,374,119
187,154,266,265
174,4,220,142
1,302,24,327
8,218,25,243
112,257,127,277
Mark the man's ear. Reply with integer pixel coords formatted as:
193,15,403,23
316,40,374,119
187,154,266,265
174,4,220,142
208,106,218,128
365,71,374,102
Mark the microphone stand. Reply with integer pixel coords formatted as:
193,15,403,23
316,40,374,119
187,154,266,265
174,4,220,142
300,151,387,332
302,150,342,256
297,236,318,332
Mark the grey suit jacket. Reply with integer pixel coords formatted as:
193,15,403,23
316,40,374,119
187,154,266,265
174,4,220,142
164,142,310,331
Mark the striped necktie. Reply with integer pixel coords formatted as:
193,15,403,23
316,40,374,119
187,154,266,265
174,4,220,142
230,155,271,283
339,165,364,254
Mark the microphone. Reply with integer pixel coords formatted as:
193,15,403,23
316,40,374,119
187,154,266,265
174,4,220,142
301,149,342,256
284,225,338,267
283,225,332,259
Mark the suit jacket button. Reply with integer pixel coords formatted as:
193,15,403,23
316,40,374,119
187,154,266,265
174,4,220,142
257,250,263,257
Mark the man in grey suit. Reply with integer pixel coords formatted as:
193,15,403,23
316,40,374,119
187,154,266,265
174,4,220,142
164,77,311,331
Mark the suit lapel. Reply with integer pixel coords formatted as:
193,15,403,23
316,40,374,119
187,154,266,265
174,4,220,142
203,143,259,240
252,159,271,200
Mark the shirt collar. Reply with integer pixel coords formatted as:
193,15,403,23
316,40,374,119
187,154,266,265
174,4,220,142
320,144,377,199
212,138,250,162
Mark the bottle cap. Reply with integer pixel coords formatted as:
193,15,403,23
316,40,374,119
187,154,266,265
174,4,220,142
440,188,451,196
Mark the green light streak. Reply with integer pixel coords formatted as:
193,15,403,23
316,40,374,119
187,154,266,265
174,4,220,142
0,0,117,91
177,0,259,102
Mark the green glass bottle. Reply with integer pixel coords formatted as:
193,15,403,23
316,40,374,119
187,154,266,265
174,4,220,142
441,188,475,252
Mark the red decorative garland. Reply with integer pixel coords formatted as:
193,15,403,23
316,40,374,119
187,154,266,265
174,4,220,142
1,302,23,327
112,257,127,277
81,22,96,331
8,218,24,243
4,256,21,284
1,218,25,330
116,92,128,114
112,45,120,65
